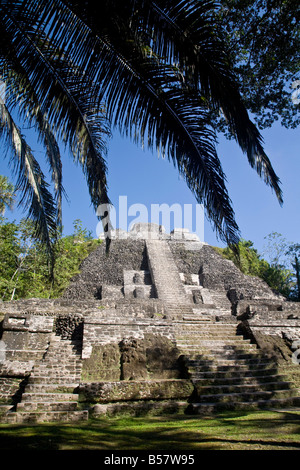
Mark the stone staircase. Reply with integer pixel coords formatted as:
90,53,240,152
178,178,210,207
146,240,192,306
200,288,233,315
173,316,300,414
0,377,25,419
5,334,87,423
1,224,300,422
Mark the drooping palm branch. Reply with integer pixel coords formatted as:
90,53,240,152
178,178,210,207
0,103,57,254
0,0,283,253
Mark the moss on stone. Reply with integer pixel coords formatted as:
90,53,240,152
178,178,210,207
81,344,121,382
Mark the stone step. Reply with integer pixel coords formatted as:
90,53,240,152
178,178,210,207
0,333,84,424
175,337,254,345
29,376,81,385
194,380,294,395
186,396,300,414
178,349,259,357
178,332,240,337
182,318,215,323
91,400,189,418
194,388,299,404
30,366,82,375
179,350,260,360
189,313,234,317
0,383,21,395
35,366,81,373
0,361,35,376
21,392,79,402
189,366,281,378
0,404,14,415
177,342,256,351
181,315,231,321
175,326,241,332
17,401,79,412
33,360,81,366
174,317,236,323
188,366,274,378
44,354,81,361
30,375,81,382
45,341,81,348
146,240,191,304
165,304,194,309
186,355,273,365
180,350,260,360
177,343,254,350
174,325,238,330
193,374,290,386
25,383,79,393
33,365,81,372
4,350,47,361
177,340,247,347
45,349,81,357
6,410,89,423
48,337,82,347
173,325,238,331
176,337,244,344
28,376,80,384
32,365,82,373
48,346,82,354
44,351,82,358
44,352,81,359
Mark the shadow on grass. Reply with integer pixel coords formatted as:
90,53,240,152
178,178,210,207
0,410,300,451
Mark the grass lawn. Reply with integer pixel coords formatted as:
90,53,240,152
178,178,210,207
0,409,300,451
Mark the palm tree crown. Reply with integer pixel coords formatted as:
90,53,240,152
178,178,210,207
0,0,282,256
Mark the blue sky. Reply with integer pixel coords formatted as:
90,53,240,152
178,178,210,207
0,119,299,258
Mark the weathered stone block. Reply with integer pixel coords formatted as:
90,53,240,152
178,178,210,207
79,379,194,403
119,337,148,380
81,344,121,382
118,334,183,380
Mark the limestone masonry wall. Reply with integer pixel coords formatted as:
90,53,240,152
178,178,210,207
1,224,300,422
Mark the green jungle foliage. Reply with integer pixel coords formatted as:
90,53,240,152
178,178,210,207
0,217,101,301
215,237,300,301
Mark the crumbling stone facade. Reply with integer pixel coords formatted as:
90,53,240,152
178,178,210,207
0,223,300,423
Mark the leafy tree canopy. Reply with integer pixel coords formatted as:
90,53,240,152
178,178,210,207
214,0,300,131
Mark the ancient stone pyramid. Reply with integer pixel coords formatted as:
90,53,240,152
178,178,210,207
1,223,300,423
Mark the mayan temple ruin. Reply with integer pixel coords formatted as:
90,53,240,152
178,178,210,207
1,222,300,423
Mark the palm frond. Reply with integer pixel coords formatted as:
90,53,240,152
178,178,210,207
1,1,111,219
0,0,283,250
126,0,283,203
58,0,280,241
26,0,238,244
2,64,65,227
0,103,57,253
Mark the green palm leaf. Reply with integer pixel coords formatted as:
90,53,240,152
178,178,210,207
0,103,57,253
0,1,111,234
0,0,283,250
28,0,240,244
